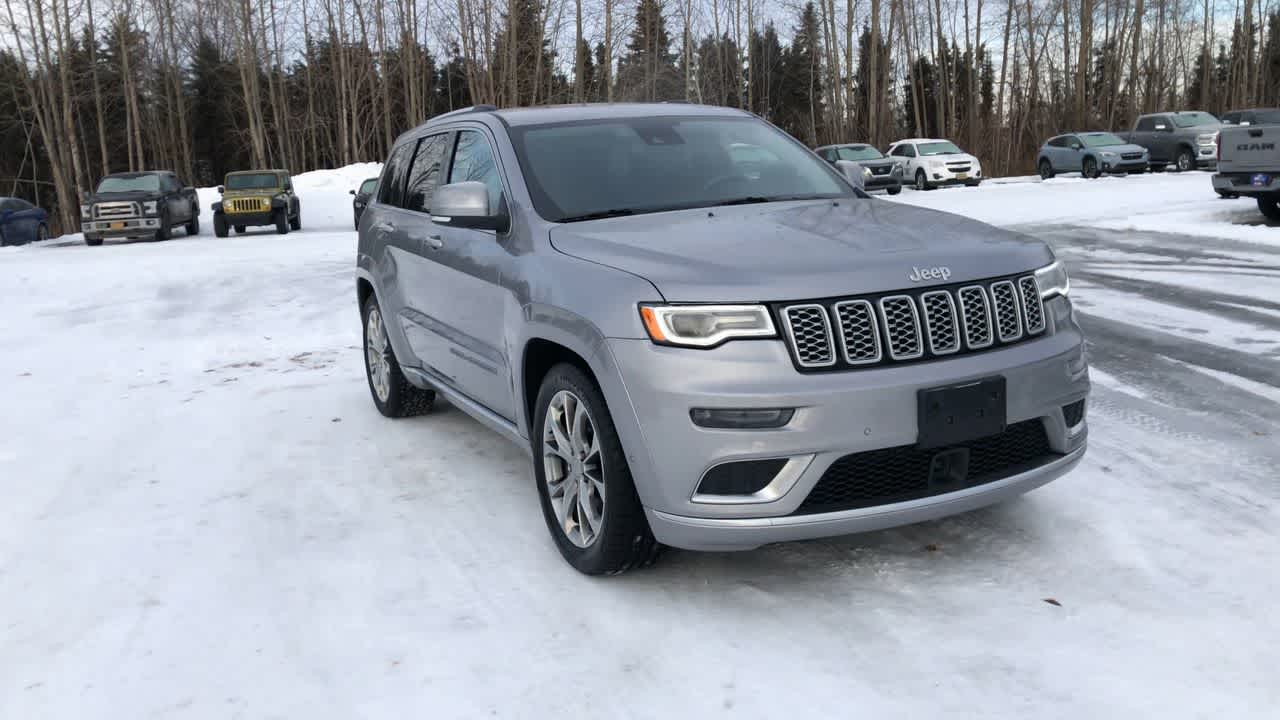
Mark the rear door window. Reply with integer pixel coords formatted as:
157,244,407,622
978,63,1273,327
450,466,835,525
403,133,451,213
1136,117,1156,132
378,143,414,206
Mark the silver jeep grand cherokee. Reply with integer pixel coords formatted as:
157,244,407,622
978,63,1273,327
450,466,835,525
356,104,1089,574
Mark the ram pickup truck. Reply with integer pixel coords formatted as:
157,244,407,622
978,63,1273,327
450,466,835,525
1117,111,1221,172
1213,123,1280,220
80,171,200,246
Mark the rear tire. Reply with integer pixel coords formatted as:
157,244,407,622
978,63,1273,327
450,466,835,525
1039,159,1055,179
1257,196,1280,222
275,208,289,234
362,294,436,418
185,208,199,236
532,363,661,575
214,214,228,237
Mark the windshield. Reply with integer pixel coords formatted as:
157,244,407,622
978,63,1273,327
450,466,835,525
226,173,280,190
835,146,885,161
1172,112,1219,128
508,116,853,222
96,175,160,193
1080,133,1126,148
917,141,964,156
359,179,378,194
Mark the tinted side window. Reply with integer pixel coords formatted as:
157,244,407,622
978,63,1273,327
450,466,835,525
448,130,504,212
1136,117,1155,131
404,133,451,213
378,143,414,206
15,199,34,210
0,199,14,211
1047,137,1063,148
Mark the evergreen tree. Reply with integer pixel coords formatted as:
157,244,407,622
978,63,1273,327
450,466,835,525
778,3,824,145
492,0,558,106
616,0,681,101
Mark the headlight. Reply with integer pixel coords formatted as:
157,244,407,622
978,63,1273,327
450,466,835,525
1100,151,1116,159
1197,132,1218,145
142,201,158,215
892,164,903,175
1035,260,1070,299
80,204,91,219
639,304,776,348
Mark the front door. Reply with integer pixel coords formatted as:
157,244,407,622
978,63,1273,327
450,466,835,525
424,128,516,421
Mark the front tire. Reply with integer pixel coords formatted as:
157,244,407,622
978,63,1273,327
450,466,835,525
1257,196,1280,222
234,224,245,234
362,294,435,418
36,224,48,242
1082,157,1100,179
214,214,228,237
886,185,902,196
915,169,930,191
533,363,660,575
85,236,103,246
274,208,289,234
1039,159,1055,179
154,211,171,241
1175,148,1195,172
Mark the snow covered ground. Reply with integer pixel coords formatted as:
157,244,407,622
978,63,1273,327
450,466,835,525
3,167,1278,718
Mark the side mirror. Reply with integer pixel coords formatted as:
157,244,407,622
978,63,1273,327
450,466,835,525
217,185,225,194
431,181,508,232
183,186,194,193
80,190,89,203
1071,143,1083,151
349,189,356,195
834,160,866,189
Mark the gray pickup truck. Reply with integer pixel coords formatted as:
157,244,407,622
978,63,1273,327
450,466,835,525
1213,114,1280,219
1118,111,1221,172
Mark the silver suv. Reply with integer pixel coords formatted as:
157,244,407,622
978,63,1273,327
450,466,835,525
356,104,1090,574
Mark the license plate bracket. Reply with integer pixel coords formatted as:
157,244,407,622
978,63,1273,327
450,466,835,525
956,172,969,180
111,221,125,230
917,377,1006,449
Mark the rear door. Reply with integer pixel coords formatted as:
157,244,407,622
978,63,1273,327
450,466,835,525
1150,116,1177,160
1133,116,1156,155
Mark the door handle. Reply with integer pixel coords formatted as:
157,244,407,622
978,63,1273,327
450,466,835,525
424,234,443,250
372,221,394,237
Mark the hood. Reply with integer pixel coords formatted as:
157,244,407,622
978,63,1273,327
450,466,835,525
87,190,165,203
852,158,898,170
1096,143,1148,155
921,153,979,165
549,200,1053,302
222,188,281,198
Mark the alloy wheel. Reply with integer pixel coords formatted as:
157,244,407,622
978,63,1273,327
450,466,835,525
542,390,605,548
365,306,391,402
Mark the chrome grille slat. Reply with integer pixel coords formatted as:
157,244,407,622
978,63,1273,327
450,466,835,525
782,304,836,368
957,285,994,349
878,295,923,360
833,300,882,365
990,281,1024,342
919,290,960,355
1017,276,1046,334
93,201,139,219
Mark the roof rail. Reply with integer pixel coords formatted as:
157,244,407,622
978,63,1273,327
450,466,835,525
428,104,499,124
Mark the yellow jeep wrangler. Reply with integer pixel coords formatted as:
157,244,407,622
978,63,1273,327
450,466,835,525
212,170,301,237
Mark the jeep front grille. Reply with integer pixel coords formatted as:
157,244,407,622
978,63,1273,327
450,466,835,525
227,198,269,213
777,274,1046,372
93,201,139,219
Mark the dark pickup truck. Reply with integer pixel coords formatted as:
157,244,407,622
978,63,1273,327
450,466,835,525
1118,111,1221,172
1213,116,1280,219
80,171,200,246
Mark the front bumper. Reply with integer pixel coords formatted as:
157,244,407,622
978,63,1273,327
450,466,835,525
217,210,276,226
82,217,160,237
1213,172,1280,195
1100,158,1148,173
606,296,1089,550
925,168,982,186
864,174,903,191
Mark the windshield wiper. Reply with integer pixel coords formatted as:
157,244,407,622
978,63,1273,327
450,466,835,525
557,208,636,223
712,196,772,206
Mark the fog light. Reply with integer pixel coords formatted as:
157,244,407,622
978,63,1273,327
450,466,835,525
696,458,788,495
690,407,794,429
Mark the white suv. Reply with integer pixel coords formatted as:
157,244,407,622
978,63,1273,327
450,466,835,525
887,138,983,190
